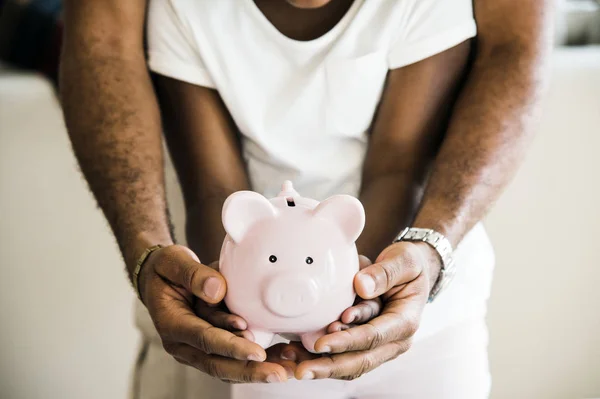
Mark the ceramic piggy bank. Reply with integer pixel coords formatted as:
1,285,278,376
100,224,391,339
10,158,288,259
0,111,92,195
219,181,365,352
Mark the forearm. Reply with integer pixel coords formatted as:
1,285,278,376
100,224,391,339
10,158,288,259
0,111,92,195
413,42,551,246
60,46,172,274
357,42,472,260
357,174,424,261
153,76,251,263
185,196,236,264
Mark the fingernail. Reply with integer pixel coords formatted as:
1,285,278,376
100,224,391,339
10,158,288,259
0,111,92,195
189,251,201,262
281,349,296,361
267,373,282,383
203,277,221,300
319,345,331,353
357,273,376,296
248,353,264,362
284,366,294,379
300,371,315,380
347,313,357,324
232,319,246,330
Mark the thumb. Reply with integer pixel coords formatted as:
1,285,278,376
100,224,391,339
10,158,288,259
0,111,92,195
353,244,421,299
152,245,227,304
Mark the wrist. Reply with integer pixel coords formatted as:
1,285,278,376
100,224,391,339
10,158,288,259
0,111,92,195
393,227,455,301
412,241,443,291
412,209,459,248
123,231,174,280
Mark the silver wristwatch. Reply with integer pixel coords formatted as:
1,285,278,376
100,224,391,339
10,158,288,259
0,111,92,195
393,227,456,303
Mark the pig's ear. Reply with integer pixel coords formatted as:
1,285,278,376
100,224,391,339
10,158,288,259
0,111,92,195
313,195,365,243
222,191,277,243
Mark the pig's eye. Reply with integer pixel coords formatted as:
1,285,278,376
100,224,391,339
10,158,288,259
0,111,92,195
269,255,277,263
305,257,313,265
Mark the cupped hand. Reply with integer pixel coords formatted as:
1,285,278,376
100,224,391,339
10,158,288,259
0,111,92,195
137,244,288,383
193,260,256,343
276,242,441,380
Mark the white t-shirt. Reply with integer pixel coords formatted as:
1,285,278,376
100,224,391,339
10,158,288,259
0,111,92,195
147,0,495,340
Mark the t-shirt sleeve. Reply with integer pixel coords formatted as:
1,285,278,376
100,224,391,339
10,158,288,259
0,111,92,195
387,0,477,69
147,0,216,88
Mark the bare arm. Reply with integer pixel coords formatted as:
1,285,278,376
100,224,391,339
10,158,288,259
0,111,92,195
359,0,553,259
153,76,250,262
357,41,472,262
290,0,554,381
60,0,284,382
411,0,554,245
60,0,172,271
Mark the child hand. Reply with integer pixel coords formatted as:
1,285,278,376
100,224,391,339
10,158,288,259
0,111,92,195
327,255,382,333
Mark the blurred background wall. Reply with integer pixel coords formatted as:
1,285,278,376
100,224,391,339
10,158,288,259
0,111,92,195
485,46,600,398
1,1,599,398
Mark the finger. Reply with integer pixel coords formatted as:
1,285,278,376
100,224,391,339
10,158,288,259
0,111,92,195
326,321,351,334
165,312,264,360
265,343,316,379
295,340,411,381
340,298,382,325
149,292,265,361
154,245,227,304
267,342,318,364
354,244,423,299
260,357,296,380
169,343,287,383
233,330,256,342
195,302,248,331
314,287,425,353
326,298,382,334
281,361,297,380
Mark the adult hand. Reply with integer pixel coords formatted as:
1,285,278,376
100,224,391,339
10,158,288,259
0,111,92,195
193,260,256,343
279,241,441,380
137,244,288,383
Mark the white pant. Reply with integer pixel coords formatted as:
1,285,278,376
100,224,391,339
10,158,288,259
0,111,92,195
132,313,490,399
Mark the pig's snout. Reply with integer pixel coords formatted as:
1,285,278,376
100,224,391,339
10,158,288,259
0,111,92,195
263,276,319,318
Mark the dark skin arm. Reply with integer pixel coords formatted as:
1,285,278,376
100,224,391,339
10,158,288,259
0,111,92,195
60,0,171,267
273,40,473,378
283,0,554,380
153,77,250,262
320,39,472,335
60,0,286,383
357,41,472,262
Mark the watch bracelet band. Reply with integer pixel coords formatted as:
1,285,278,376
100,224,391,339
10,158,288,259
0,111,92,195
133,244,164,302
393,227,456,303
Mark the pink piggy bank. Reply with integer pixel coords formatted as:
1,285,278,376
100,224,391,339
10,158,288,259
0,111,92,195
219,181,365,352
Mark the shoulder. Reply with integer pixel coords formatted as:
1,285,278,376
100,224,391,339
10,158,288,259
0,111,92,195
358,0,475,27
361,0,476,69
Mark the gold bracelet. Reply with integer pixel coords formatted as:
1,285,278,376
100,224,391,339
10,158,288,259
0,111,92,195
133,244,163,302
